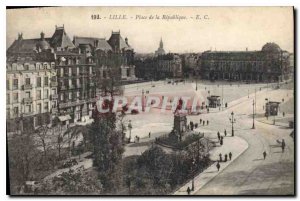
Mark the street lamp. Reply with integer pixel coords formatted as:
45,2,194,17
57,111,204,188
252,99,255,129
142,89,145,112
191,158,195,191
229,112,236,136
128,120,132,143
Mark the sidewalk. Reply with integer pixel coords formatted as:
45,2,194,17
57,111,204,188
173,134,248,195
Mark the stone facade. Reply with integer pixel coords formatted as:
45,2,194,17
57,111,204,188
6,36,57,132
200,43,291,82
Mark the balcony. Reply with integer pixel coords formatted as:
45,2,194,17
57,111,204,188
51,81,58,87
23,97,33,104
60,85,67,90
52,108,58,113
23,84,32,90
88,83,95,87
51,94,58,99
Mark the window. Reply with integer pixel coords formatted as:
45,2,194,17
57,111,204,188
13,107,18,115
13,79,18,90
44,77,49,86
69,92,72,100
13,93,18,103
37,90,41,100
60,68,64,77
60,93,64,101
25,91,30,98
37,103,42,113
6,80,9,90
6,94,10,104
44,89,49,99
25,78,30,85
44,102,49,111
52,89,56,95
25,105,31,113
37,77,41,87
6,109,10,119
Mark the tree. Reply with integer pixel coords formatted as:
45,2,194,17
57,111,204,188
35,125,51,159
8,133,40,194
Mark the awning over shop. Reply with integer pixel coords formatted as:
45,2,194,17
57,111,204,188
58,115,71,122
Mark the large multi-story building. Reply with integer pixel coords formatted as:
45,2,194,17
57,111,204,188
6,33,57,132
200,43,291,82
7,26,137,129
73,30,136,83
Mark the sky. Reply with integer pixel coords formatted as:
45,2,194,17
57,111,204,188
6,7,294,53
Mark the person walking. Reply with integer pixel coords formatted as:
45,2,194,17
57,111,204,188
217,131,220,141
219,153,222,162
229,152,232,160
224,129,227,137
216,162,220,171
187,187,191,195
224,154,228,162
263,151,267,160
149,132,151,138
283,112,285,117
203,121,205,126
207,120,209,125
282,139,286,153
220,138,223,146
200,119,202,124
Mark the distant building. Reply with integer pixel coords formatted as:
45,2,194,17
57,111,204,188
154,38,165,56
135,53,183,80
200,43,291,82
207,95,221,108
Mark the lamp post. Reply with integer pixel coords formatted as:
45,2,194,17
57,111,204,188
229,111,236,136
142,89,145,112
191,157,195,191
128,120,132,143
252,99,255,129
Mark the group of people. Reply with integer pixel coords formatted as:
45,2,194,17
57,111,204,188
199,119,209,126
217,129,228,146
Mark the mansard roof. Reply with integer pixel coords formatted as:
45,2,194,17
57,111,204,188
107,31,133,51
73,36,112,51
50,26,75,49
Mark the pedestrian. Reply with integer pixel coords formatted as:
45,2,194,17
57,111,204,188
216,162,220,171
263,105,264,110
220,138,223,146
224,129,227,137
149,132,151,138
282,98,284,102
224,154,228,162
203,121,205,126
200,119,202,124
219,153,222,162
283,112,285,117
263,151,267,160
207,120,209,125
229,152,232,160
282,139,286,153
217,131,220,141
207,108,210,113
187,187,191,195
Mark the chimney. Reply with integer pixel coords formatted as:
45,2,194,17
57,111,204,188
18,33,23,40
40,32,45,40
